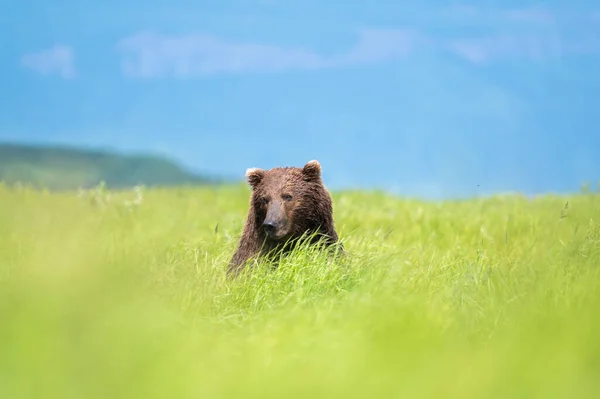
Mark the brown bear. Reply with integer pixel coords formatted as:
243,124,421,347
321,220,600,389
227,160,342,276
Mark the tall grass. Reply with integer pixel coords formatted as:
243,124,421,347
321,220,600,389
0,183,598,398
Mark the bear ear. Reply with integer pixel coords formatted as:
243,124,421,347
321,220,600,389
302,160,322,182
245,167,265,189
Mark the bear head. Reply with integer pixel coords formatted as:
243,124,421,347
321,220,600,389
245,159,332,241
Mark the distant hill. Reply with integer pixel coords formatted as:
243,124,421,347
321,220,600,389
0,142,223,190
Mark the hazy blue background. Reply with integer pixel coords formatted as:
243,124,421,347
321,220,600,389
1,0,599,199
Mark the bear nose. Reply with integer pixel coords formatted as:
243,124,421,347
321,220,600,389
262,221,277,235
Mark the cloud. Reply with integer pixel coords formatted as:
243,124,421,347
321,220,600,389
501,8,554,24
116,29,416,78
446,32,600,64
447,34,558,64
441,5,555,25
20,45,76,78
439,5,600,29
115,5,600,77
437,6,599,64
331,28,418,65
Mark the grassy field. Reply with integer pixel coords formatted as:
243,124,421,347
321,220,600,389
0,182,599,399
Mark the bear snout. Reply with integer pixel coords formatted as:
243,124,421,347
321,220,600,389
262,217,289,239
262,220,278,237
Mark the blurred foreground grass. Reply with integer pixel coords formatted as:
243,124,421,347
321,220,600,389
0,183,599,398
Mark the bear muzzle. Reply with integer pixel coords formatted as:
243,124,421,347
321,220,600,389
262,220,277,236
262,219,290,239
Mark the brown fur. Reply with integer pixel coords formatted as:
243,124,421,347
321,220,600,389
227,160,342,276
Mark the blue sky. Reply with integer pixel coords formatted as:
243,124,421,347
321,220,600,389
1,0,599,199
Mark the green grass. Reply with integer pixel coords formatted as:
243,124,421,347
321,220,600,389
0,182,599,399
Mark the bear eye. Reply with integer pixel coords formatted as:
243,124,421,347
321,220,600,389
282,194,293,202
259,197,269,205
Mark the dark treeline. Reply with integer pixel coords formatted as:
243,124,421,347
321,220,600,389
0,143,225,190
